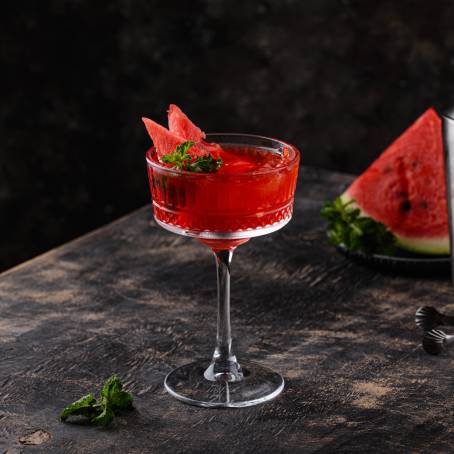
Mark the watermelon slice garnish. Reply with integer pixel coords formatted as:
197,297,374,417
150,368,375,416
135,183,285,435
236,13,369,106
142,117,186,158
168,104,206,142
142,105,222,163
339,108,449,255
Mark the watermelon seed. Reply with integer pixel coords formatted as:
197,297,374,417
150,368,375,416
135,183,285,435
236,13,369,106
400,200,412,213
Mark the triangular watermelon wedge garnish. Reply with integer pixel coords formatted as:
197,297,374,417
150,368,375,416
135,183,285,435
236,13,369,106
142,117,186,158
142,105,223,171
167,104,222,159
168,104,206,142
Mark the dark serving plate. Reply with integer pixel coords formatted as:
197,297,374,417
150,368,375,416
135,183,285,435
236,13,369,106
337,244,451,275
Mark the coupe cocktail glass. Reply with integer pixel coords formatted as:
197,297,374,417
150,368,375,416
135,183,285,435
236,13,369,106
146,133,300,407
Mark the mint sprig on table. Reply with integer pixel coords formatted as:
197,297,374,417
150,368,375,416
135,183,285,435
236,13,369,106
161,140,222,172
60,375,133,427
321,197,396,255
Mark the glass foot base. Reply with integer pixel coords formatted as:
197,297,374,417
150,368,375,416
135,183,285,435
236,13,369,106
164,360,284,408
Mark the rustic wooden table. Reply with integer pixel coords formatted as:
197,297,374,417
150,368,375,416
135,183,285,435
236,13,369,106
1,167,453,453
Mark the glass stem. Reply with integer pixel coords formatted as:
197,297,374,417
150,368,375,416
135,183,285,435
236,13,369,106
204,248,244,382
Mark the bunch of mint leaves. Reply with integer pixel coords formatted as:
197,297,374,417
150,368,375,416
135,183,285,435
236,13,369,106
321,197,396,255
161,141,222,173
60,375,133,427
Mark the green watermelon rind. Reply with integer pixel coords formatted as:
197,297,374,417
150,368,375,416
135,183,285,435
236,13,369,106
394,234,450,256
340,193,450,256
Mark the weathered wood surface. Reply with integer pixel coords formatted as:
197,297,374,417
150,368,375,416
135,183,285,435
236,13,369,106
1,167,454,453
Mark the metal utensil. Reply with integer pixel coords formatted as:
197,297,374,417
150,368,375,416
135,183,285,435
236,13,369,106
423,329,454,355
441,108,454,283
415,306,454,331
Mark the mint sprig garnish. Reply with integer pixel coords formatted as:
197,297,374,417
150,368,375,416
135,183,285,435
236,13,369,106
161,141,194,169
60,375,133,427
321,197,396,255
161,141,222,173
190,155,223,172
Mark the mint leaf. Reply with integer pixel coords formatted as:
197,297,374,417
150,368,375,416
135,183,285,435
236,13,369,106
111,391,133,410
321,197,396,254
60,393,97,421
60,375,133,427
100,374,122,401
161,141,194,170
161,141,223,173
91,405,115,427
100,375,133,410
188,155,223,173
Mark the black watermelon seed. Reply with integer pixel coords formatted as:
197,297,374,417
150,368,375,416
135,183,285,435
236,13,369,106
401,200,412,213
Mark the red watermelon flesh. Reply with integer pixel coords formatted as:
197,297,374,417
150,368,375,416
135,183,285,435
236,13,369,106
167,104,222,159
142,117,185,158
142,113,220,160
168,104,206,142
342,108,449,255
197,140,223,160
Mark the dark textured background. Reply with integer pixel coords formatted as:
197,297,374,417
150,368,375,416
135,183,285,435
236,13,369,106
1,0,454,271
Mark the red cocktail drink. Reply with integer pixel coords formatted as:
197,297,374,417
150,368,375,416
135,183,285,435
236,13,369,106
143,117,300,408
146,134,299,250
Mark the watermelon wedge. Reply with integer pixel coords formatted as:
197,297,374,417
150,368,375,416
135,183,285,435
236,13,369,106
341,108,449,255
142,105,221,160
168,104,206,142
142,117,185,158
